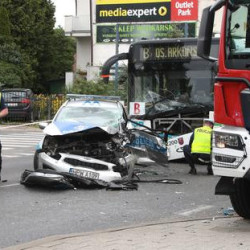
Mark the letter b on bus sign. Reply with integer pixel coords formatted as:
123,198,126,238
129,102,145,115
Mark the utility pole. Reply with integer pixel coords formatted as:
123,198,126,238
114,23,119,93
90,0,93,66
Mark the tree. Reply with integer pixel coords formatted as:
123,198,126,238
68,77,127,102
0,7,10,37
1,1,76,92
0,7,35,88
69,78,115,96
0,0,55,91
40,27,76,82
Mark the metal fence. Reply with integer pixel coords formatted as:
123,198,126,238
34,94,66,121
3,94,66,123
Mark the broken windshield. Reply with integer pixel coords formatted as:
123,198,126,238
130,58,215,108
140,90,207,118
55,104,123,128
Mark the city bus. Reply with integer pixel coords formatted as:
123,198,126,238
102,38,219,137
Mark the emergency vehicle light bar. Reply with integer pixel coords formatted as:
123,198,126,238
66,94,121,101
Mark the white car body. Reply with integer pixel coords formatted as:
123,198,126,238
34,97,167,184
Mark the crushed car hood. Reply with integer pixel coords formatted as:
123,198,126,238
43,120,120,136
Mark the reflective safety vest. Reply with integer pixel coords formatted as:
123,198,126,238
191,126,212,154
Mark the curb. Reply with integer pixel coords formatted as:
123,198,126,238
4,216,240,250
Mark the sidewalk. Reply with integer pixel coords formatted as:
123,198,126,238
4,216,250,250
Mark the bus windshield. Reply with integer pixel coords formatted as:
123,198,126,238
131,60,214,105
128,39,218,117
226,3,250,69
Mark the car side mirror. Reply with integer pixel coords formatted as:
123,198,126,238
39,122,49,130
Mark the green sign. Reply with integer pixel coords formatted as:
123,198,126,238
96,23,196,43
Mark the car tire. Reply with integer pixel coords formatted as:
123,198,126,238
230,178,250,219
33,151,39,170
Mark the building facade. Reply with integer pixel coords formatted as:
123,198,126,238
65,0,221,82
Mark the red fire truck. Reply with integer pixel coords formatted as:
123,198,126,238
198,0,250,218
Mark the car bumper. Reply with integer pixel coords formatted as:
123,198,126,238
37,152,124,182
212,125,250,178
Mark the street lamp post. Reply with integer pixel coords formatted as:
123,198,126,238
114,23,119,94
90,0,93,66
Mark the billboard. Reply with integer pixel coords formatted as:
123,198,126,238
96,23,196,43
171,0,198,21
96,0,198,23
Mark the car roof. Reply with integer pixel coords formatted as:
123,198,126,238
65,99,121,108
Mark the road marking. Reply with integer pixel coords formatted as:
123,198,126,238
3,153,34,157
178,205,214,216
2,142,35,147
0,132,43,158
1,137,39,142
0,183,20,188
3,155,19,158
0,133,43,135
1,137,42,140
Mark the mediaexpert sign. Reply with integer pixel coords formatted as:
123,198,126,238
96,23,196,43
96,0,198,23
96,0,171,23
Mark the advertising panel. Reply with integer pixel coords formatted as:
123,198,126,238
171,0,198,21
96,23,196,43
96,0,198,23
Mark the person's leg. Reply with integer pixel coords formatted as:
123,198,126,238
207,164,213,175
0,141,2,180
206,159,213,175
183,145,197,174
198,154,213,175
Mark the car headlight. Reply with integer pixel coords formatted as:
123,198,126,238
213,132,244,150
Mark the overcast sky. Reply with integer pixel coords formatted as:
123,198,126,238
52,0,75,28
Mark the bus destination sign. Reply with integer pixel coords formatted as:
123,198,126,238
141,45,197,61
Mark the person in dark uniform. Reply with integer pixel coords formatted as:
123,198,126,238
183,119,214,175
0,94,8,180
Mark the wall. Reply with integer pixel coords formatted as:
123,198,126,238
77,0,89,16
76,37,92,70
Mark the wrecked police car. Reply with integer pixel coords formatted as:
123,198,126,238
24,95,168,189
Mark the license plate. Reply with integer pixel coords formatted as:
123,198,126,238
69,168,100,180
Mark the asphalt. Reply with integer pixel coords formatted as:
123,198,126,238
4,216,250,250
2,124,250,249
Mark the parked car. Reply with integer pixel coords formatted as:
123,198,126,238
2,88,37,122
31,95,167,187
